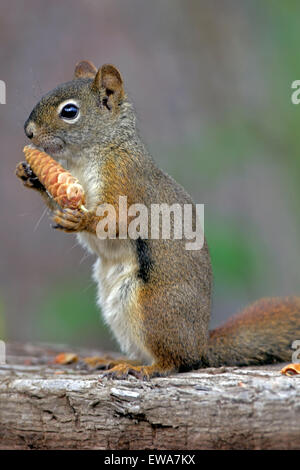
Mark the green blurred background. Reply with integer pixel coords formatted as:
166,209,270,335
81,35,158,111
0,1,299,352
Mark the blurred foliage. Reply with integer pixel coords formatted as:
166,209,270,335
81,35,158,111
160,118,264,184
206,219,261,290
0,297,5,340
35,279,113,348
3,0,300,344
254,2,300,220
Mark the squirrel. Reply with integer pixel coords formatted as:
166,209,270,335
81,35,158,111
16,60,300,379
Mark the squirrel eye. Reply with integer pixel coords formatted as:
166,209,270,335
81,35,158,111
59,103,79,120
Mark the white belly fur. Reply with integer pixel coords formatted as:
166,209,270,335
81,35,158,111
77,232,152,363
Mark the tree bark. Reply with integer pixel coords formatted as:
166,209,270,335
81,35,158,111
0,342,300,450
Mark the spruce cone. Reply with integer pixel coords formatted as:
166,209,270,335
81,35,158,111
23,145,86,210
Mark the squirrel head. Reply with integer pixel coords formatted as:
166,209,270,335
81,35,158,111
24,61,135,160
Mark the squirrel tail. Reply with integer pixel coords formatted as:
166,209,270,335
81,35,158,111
207,296,300,367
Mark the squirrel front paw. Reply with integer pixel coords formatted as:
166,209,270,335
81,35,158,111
52,207,97,233
16,161,45,191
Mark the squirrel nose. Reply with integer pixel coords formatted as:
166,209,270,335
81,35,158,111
24,120,36,139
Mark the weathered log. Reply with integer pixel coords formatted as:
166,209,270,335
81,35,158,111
0,342,299,450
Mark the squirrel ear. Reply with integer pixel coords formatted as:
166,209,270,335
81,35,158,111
74,60,97,79
92,64,125,109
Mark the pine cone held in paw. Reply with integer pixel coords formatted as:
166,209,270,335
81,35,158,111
23,145,86,210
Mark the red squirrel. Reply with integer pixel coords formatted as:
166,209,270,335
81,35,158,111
16,61,300,379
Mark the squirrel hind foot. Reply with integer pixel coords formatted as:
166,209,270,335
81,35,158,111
82,356,140,370
100,362,176,381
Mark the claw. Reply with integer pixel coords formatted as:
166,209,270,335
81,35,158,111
100,364,152,381
16,161,45,191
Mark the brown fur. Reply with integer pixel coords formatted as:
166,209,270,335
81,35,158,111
208,296,300,367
